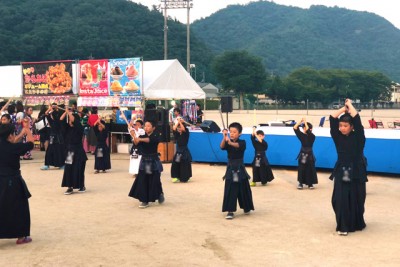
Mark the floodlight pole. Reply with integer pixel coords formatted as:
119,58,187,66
160,0,193,71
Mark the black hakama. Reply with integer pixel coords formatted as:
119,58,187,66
0,173,31,239
329,114,367,233
171,130,192,182
0,141,33,239
44,111,65,167
294,128,318,186
251,135,274,184
45,135,66,167
129,154,164,202
61,117,87,189
94,127,111,171
61,144,87,189
128,133,164,203
171,146,192,182
221,139,254,213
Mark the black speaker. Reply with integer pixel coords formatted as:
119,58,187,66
221,96,233,113
144,109,158,123
156,107,169,126
200,120,221,133
156,124,170,142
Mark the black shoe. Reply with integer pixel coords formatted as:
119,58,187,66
78,187,86,193
244,210,251,215
225,212,234,220
158,193,165,204
139,202,149,208
64,188,73,195
297,183,303,189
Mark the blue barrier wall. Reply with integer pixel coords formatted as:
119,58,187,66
188,128,400,174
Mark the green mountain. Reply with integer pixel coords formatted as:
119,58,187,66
2,0,400,84
0,0,213,77
192,1,400,81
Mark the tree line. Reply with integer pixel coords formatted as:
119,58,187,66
212,51,392,108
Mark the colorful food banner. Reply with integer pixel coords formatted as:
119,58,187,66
79,59,109,96
23,95,70,106
109,58,141,97
22,60,73,95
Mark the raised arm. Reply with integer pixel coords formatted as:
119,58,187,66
1,98,12,113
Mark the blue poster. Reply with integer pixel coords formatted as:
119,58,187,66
109,57,141,96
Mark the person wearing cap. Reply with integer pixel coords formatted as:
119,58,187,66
0,123,35,245
293,118,318,190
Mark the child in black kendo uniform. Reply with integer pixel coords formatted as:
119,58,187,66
293,118,318,189
171,117,192,183
93,118,111,174
250,127,274,186
220,122,254,220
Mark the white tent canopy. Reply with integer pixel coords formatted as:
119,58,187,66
142,59,205,100
0,65,22,97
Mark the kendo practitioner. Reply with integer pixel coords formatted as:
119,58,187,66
41,103,65,170
128,121,165,208
93,118,111,173
171,117,192,183
61,110,88,195
293,118,318,189
220,122,254,220
250,127,274,186
0,122,34,245
330,99,367,236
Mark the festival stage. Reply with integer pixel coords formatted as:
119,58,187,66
188,127,400,174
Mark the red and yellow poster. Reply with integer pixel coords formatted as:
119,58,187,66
79,59,109,96
22,60,73,95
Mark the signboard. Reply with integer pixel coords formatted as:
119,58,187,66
22,60,73,95
78,59,109,96
109,58,141,97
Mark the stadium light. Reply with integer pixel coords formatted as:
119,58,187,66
160,0,193,72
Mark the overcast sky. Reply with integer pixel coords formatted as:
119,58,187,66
130,0,400,29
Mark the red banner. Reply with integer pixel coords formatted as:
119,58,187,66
78,59,109,96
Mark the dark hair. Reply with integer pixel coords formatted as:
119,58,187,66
197,104,201,108
339,113,353,126
173,107,181,114
136,119,144,126
256,130,264,135
1,113,11,122
306,122,313,129
7,104,16,114
91,107,98,114
16,101,24,113
145,120,156,128
0,123,15,139
82,108,89,115
229,122,243,134
71,101,77,107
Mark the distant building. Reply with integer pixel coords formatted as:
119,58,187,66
391,83,400,103
197,82,220,99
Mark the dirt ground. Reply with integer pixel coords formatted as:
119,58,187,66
1,148,400,267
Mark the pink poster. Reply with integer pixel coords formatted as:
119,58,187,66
79,59,109,96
